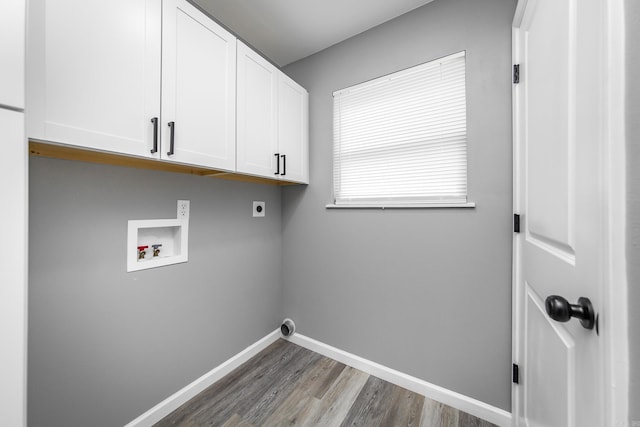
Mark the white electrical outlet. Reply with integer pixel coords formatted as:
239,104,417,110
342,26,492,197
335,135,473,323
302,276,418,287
253,201,265,217
177,200,190,220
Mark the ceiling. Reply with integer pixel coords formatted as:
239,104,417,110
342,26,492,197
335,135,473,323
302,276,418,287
192,0,435,67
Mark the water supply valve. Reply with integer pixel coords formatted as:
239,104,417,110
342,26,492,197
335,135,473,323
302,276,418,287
152,244,162,257
137,245,148,260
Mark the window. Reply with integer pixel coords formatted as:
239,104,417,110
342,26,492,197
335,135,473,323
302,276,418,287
332,51,469,207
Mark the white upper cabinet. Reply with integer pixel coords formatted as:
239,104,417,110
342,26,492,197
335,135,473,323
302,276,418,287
277,74,309,184
0,0,25,109
161,0,236,171
236,41,278,178
27,0,162,158
236,40,309,184
26,0,306,182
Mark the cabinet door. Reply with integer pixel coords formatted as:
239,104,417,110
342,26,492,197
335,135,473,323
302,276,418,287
0,0,25,109
236,40,278,178
162,0,236,171
278,74,309,184
27,0,161,158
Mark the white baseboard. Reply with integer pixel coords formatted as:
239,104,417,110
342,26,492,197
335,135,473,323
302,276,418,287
125,329,512,427
286,333,512,427
124,329,281,427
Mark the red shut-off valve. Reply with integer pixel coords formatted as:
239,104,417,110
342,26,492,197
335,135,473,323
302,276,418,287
137,245,148,260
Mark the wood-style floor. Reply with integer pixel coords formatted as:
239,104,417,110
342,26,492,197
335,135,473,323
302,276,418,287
155,339,497,427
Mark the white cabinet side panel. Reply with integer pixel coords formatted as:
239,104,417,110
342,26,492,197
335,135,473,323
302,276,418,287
0,0,25,109
0,109,27,426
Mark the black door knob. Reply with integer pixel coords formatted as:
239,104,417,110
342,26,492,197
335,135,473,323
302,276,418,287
545,295,595,330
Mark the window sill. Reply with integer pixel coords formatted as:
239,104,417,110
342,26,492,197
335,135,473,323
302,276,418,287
325,202,476,209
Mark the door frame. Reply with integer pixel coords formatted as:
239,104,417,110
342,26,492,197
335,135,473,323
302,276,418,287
511,0,628,425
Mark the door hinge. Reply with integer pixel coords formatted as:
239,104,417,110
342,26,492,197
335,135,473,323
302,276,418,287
513,363,520,384
513,64,520,84
514,213,521,233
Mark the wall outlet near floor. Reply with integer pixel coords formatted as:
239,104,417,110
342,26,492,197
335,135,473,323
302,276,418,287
253,201,265,217
177,200,190,220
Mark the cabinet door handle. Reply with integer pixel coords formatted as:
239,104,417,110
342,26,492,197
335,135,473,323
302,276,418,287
274,153,280,175
281,154,286,176
150,117,159,154
167,121,175,156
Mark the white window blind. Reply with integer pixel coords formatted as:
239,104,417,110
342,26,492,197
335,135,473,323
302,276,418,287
333,51,467,206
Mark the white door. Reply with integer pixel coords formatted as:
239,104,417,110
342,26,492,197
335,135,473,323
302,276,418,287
277,74,309,184
513,0,606,426
236,40,279,178
27,0,161,158
161,0,236,171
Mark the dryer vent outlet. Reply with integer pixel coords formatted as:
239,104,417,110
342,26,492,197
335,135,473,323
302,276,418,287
280,318,295,337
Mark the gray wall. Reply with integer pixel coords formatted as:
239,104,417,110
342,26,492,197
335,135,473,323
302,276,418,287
282,0,515,411
28,157,283,427
626,0,640,422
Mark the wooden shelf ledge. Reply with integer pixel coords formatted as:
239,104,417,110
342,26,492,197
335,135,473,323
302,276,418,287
29,140,299,186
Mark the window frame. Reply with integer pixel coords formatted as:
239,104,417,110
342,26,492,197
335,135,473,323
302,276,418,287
328,51,475,209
